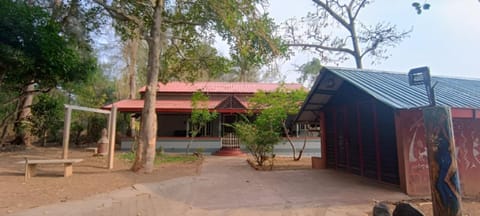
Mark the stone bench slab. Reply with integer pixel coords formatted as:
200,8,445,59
17,158,83,180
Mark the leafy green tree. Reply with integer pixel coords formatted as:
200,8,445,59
296,58,323,87
65,68,116,144
95,0,285,173
284,0,410,68
0,0,97,146
233,118,279,167
186,91,217,154
31,92,65,146
249,86,308,160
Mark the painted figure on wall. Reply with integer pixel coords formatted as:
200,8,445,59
473,135,480,165
408,118,428,170
453,120,480,171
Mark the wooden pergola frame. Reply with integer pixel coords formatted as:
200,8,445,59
62,104,118,169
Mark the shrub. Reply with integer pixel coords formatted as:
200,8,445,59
233,120,280,167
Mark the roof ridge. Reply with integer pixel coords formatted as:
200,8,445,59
325,66,480,81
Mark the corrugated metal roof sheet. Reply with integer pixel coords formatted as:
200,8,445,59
328,67,480,109
295,66,480,122
138,82,303,94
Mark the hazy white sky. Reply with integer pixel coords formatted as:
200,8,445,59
267,0,480,82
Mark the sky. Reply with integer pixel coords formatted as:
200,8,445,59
265,0,480,82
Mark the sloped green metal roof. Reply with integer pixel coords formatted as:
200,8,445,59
329,67,480,109
295,67,480,122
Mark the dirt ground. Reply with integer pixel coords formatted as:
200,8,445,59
2,148,480,216
0,147,202,215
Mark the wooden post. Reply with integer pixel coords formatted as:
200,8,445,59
62,107,72,159
108,106,117,169
423,106,462,216
218,113,222,137
320,112,326,160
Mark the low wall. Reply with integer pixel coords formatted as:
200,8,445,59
120,137,321,156
120,137,222,153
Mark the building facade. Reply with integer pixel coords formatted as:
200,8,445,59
297,67,480,196
105,82,321,155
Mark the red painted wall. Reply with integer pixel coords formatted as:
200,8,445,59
395,109,480,197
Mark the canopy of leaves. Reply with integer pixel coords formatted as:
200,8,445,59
0,0,97,92
296,58,322,87
31,92,66,142
248,86,308,130
95,0,285,83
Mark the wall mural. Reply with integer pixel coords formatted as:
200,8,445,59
401,110,480,196
408,118,428,168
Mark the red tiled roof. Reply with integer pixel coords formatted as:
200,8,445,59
103,96,250,113
138,82,303,93
103,99,224,112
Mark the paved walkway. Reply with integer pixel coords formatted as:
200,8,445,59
14,157,408,216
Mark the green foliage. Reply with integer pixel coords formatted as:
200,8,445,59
154,153,198,164
66,70,116,108
190,91,218,136
296,58,322,87
160,42,233,83
119,151,199,164
0,0,99,145
234,86,307,166
31,92,66,145
233,118,279,167
97,0,284,83
86,115,108,142
63,70,116,144
187,91,218,153
248,85,308,123
0,0,97,91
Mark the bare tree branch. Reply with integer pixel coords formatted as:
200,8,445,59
312,0,350,29
284,0,410,68
92,0,143,26
352,0,368,19
287,43,355,56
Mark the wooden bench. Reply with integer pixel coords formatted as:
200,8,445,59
85,147,98,154
17,158,83,180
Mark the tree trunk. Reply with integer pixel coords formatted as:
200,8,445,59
14,83,35,147
0,112,15,145
186,137,193,155
348,16,363,69
282,122,310,161
126,32,139,138
295,131,309,161
282,122,297,160
43,130,48,147
131,0,164,173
